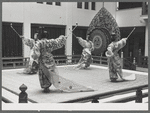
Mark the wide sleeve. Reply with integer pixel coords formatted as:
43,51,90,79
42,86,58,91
22,37,35,49
31,42,41,60
116,38,127,50
46,35,67,51
105,43,114,57
76,37,87,48
90,41,94,51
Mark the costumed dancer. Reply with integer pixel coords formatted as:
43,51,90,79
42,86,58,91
105,32,135,82
76,35,94,69
20,29,94,93
29,31,87,93
20,33,39,74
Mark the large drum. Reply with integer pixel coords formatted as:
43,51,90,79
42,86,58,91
87,7,121,55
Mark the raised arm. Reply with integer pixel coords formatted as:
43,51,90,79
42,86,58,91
90,41,94,51
44,35,67,51
76,37,87,48
116,38,127,50
20,36,35,49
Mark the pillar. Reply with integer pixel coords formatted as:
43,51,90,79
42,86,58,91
144,20,148,56
65,3,73,62
23,3,31,57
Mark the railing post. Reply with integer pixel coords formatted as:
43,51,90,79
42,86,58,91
121,52,123,68
13,62,16,68
133,57,136,65
100,54,102,64
136,88,142,103
138,49,141,67
19,84,28,103
67,55,72,64
91,98,99,103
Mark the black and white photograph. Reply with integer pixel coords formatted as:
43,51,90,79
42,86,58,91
1,1,149,111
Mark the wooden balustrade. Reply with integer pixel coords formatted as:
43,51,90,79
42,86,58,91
142,2,148,15
62,85,148,103
2,84,148,103
2,54,138,70
19,84,28,103
138,49,148,68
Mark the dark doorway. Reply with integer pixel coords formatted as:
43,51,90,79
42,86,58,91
120,26,145,65
2,22,23,57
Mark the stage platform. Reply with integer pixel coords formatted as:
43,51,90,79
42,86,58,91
2,65,148,103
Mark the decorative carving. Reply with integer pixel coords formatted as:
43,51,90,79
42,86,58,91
87,7,121,55
19,84,28,103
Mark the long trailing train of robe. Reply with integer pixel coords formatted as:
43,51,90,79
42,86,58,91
31,35,94,92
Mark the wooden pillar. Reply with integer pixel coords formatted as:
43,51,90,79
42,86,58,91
133,57,136,65
23,3,31,57
136,88,142,103
121,52,123,68
100,54,102,64
138,49,141,67
66,2,73,63
19,84,28,103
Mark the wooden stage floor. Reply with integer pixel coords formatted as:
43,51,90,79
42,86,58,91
2,65,148,103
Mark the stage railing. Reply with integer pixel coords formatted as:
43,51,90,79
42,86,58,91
61,85,148,103
123,58,136,70
2,57,29,69
2,55,136,70
2,84,148,103
142,2,148,15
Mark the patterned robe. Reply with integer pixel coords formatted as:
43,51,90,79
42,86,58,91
31,35,68,89
22,38,38,74
105,38,127,81
76,37,94,69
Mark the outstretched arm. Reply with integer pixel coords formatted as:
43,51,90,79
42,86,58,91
116,38,127,50
76,37,87,48
45,35,67,51
90,41,94,51
20,36,35,49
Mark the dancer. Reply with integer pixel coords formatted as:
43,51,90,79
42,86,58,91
10,23,38,74
105,32,135,82
21,33,39,74
76,35,94,69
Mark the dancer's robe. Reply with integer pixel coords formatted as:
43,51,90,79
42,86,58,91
22,37,38,74
76,37,94,69
105,38,127,81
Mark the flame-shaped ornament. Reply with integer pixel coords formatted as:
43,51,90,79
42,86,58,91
87,7,121,55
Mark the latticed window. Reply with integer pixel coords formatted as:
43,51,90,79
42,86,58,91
91,2,95,10
55,2,61,6
85,2,89,9
77,2,82,8
118,2,142,10
37,2,43,4
46,2,52,5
